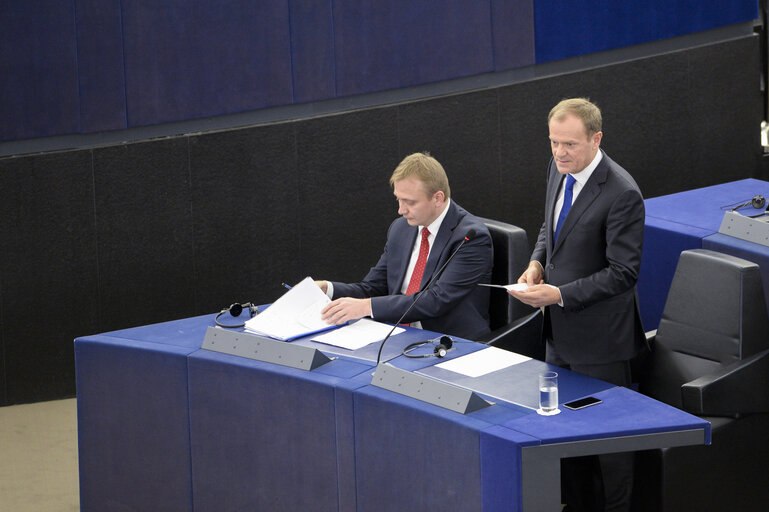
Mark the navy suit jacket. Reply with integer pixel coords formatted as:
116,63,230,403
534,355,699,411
331,201,493,340
532,151,646,364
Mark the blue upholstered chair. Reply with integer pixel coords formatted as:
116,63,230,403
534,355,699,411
633,249,769,511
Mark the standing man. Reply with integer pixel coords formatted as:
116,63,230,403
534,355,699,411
317,152,493,340
509,98,645,512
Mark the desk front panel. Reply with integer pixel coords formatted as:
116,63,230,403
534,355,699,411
75,335,196,512
188,349,373,512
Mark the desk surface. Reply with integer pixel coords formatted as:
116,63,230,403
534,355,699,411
645,178,769,233
76,314,710,512
640,178,769,329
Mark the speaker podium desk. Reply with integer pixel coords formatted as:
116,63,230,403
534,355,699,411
75,315,709,511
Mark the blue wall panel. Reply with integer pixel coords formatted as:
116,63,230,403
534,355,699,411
534,0,759,63
492,0,536,71
0,0,760,143
75,0,127,133
0,1,80,141
332,0,496,96
289,0,336,102
120,0,293,126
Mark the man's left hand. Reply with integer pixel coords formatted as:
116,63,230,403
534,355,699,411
321,297,372,325
508,284,562,308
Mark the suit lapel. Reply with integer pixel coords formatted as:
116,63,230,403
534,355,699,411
553,156,608,254
545,163,563,253
420,202,459,289
395,223,419,291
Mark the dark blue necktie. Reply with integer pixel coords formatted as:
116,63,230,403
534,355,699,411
554,174,576,243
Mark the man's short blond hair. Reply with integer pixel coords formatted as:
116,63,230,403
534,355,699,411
549,98,602,137
389,152,450,198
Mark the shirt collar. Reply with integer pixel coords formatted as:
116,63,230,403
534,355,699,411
422,198,451,236
570,149,603,187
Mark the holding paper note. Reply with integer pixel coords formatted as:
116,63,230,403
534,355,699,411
478,283,528,292
244,277,338,341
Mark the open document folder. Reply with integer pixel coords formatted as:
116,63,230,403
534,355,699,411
244,277,337,341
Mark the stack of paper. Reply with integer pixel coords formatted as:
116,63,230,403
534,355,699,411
311,318,404,351
244,277,336,341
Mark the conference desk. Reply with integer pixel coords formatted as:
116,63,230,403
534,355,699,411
640,178,769,330
76,314,709,511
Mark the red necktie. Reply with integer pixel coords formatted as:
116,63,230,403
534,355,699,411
405,227,430,295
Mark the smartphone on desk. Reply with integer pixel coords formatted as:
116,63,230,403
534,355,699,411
563,396,602,410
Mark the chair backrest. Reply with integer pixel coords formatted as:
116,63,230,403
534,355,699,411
478,217,533,329
643,249,769,409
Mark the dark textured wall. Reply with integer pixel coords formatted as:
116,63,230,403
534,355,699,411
0,35,761,405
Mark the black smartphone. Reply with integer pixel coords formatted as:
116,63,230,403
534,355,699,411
563,396,602,410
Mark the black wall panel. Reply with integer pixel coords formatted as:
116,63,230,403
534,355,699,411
296,108,401,285
189,123,301,312
0,35,761,405
397,90,503,218
498,74,570,250
93,139,195,332
0,151,98,403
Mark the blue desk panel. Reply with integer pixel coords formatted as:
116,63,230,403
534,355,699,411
75,335,196,511
77,314,710,511
352,354,709,512
639,218,712,330
188,348,373,512
641,179,769,329
76,314,220,510
352,383,532,512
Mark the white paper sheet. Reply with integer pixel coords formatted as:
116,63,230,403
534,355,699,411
478,283,528,292
311,318,404,351
434,346,530,378
244,277,334,340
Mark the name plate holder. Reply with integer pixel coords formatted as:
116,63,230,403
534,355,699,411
202,327,332,371
371,363,491,414
719,211,769,247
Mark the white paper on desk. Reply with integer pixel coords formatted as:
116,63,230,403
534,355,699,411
435,346,531,378
478,283,528,292
244,276,333,340
312,318,404,351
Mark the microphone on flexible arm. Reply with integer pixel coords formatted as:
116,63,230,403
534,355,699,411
375,228,477,365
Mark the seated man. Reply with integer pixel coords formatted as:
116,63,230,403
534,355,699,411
317,152,493,340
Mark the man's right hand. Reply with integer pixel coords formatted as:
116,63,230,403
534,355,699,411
518,261,545,285
315,280,328,294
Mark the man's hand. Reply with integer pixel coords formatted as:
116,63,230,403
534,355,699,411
508,284,562,308
321,297,372,325
518,261,545,286
315,280,328,294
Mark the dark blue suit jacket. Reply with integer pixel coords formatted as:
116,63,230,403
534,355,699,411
532,151,646,364
331,201,493,340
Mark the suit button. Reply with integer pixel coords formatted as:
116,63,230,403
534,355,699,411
549,264,555,269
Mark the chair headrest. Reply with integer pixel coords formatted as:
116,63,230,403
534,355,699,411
656,249,769,364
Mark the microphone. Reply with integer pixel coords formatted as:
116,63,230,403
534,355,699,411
375,229,477,365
